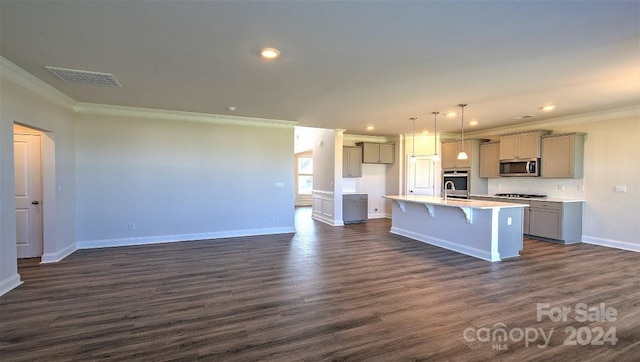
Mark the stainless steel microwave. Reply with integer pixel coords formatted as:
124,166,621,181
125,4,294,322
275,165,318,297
499,158,539,177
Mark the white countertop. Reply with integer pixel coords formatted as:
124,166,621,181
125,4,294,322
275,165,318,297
470,194,585,203
383,195,529,210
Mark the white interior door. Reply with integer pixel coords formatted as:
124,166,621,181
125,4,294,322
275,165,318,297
407,155,435,196
14,134,43,258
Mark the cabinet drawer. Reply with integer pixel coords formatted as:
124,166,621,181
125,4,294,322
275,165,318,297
530,201,562,210
343,194,368,202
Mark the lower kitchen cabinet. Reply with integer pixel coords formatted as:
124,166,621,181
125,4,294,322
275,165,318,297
343,194,368,224
528,200,583,243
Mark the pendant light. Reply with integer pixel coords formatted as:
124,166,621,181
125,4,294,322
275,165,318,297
457,103,468,160
431,111,440,161
410,117,417,162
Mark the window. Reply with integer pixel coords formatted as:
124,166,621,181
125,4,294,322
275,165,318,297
297,156,313,195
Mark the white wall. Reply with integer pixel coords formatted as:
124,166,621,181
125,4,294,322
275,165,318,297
75,113,295,247
0,76,77,295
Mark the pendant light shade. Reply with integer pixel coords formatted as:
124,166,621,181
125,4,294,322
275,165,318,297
431,111,440,161
457,103,468,160
410,117,417,162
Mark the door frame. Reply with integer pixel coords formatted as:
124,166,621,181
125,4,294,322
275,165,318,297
406,154,438,196
13,123,57,263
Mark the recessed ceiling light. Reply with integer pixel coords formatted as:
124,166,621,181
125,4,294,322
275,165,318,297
260,47,280,59
469,121,478,126
227,106,236,111
366,126,375,131
541,105,557,111
446,112,457,117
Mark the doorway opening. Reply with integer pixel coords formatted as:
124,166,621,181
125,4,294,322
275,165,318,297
295,151,313,207
13,123,56,262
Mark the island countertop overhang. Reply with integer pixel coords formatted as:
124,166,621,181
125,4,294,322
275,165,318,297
383,195,529,210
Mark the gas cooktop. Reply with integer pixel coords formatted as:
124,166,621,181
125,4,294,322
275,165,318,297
494,193,548,199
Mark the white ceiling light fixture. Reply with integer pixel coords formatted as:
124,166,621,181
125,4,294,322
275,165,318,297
260,47,280,59
541,104,557,111
431,111,440,161
44,66,121,87
410,117,417,163
457,103,468,160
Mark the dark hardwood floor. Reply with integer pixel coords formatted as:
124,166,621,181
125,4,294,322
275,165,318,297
1,207,638,361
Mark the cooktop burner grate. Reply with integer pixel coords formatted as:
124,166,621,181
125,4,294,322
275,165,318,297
494,193,547,198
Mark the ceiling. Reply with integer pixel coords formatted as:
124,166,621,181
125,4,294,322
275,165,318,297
1,1,638,136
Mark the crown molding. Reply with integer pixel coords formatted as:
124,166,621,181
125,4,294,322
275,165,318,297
0,56,77,109
466,104,640,138
1,56,296,129
344,134,390,143
74,103,297,129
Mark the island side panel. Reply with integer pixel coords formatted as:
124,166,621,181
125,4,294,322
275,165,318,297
389,201,497,261
496,207,524,259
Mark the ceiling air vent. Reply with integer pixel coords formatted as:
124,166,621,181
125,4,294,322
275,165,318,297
44,66,121,87
511,114,536,120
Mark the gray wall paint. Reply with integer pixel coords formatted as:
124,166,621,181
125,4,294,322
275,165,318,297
0,77,77,292
75,114,295,243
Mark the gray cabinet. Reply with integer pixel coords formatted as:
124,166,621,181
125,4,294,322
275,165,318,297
343,146,362,178
441,140,472,169
541,133,585,178
357,142,394,164
528,200,583,243
500,132,543,160
343,194,368,224
479,142,500,178
473,196,530,234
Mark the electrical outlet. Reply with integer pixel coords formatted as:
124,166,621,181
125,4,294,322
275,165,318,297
507,217,512,226
558,184,565,191
127,223,136,230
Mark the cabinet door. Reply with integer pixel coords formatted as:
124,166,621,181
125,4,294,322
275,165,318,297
442,141,470,169
361,143,378,163
479,143,500,178
355,197,368,221
499,134,518,160
523,207,530,235
378,144,394,164
441,142,458,169
343,147,362,177
343,197,356,222
456,141,472,168
529,208,562,240
542,135,574,178
519,132,541,159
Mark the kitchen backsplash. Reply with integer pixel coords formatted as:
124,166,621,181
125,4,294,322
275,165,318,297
487,177,585,199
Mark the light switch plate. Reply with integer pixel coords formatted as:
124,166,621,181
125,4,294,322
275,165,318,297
614,185,627,193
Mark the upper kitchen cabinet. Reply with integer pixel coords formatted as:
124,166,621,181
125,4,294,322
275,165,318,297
343,146,362,178
357,142,394,164
479,142,500,178
541,133,585,178
442,140,471,169
500,131,548,160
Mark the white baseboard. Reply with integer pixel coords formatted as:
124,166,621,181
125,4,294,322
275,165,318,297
391,226,497,262
0,274,22,297
77,227,296,250
312,213,344,226
41,242,78,263
367,212,387,219
582,236,640,252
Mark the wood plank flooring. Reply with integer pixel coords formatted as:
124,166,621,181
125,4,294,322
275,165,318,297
1,207,639,361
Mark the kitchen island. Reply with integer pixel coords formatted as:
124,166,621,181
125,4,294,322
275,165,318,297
383,195,529,262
